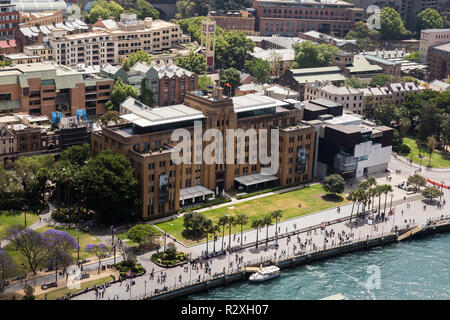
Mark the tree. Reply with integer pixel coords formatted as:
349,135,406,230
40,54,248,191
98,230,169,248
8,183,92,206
59,144,91,167
293,41,338,68
370,74,392,87
43,229,79,273
176,0,195,19
218,215,228,251
382,184,393,214
110,78,139,110
271,210,283,239
121,50,152,72
22,284,35,300
220,68,241,96
165,242,177,260
87,0,125,24
343,77,368,89
251,218,263,249
13,155,54,198
322,174,345,195
127,224,160,246
416,103,442,147
0,249,18,294
416,8,443,33
422,186,443,203
99,110,124,127
215,31,255,70
344,21,380,50
227,216,235,251
203,218,214,255
85,243,110,274
135,0,159,20
405,51,420,62
198,75,214,91
407,174,427,192
176,52,207,75
81,150,138,224
140,79,155,107
426,136,438,167
3,225,51,275
235,213,249,246
245,58,271,83
183,211,208,237
440,114,450,150
262,215,272,246
380,7,407,40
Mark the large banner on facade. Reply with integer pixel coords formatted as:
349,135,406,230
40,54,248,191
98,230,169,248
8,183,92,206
296,147,307,173
159,173,169,202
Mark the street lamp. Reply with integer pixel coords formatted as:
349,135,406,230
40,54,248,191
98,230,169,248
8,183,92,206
23,205,28,227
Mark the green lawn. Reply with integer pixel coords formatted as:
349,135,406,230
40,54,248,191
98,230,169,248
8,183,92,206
35,275,115,300
403,137,450,168
155,184,348,246
0,210,38,237
3,226,103,273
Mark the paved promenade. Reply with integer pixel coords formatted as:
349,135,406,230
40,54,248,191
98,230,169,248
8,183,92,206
72,183,450,300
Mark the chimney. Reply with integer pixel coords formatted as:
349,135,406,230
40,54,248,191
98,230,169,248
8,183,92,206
215,86,224,100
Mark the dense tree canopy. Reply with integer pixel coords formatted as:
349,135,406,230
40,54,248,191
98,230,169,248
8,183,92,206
176,52,207,75
220,68,241,96
109,78,139,110
370,74,392,87
87,0,125,24
293,41,339,68
322,174,345,195
121,50,152,71
416,8,443,33
245,58,271,83
380,7,408,39
81,150,138,224
176,17,254,70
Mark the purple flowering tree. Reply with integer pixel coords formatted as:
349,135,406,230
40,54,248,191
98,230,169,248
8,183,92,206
85,243,110,274
42,229,79,273
3,225,52,275
0,248,18,294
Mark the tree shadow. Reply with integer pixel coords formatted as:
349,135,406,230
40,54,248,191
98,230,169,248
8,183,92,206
181,229,206,241
321,194,344,203
421,198,439,206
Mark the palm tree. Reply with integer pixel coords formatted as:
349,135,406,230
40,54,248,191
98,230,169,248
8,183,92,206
376,185,383,213
367,178,377,210
251,218,263,249
227,216,235,251
271,210,283,240
348,190,357,224
236,213,249,246
350,188,364,223
218,215,228,251
383,184,393,214
203,219,213,255
212,224,220,253
263,215,273,246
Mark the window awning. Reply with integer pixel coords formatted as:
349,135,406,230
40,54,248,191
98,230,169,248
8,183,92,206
179,186,214,201
234,173,279,187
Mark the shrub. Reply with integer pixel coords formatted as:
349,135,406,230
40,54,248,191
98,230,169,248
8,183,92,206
114,260,145,277
399,144,411,155
51,208,93,223
0,198,27,210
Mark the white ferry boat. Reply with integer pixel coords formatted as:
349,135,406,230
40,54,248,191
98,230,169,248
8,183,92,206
249,266,281,282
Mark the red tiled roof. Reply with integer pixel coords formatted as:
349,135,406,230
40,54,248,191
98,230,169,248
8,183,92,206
0,40,9,48
8,39,16,47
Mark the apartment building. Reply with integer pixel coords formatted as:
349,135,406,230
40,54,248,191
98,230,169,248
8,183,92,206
419,29,450,63
91,90,315,219
252,0,364,37
49,14,190,67
23,44,54,60
361,82,422,107
353,0,439,30
126,61,198,107
210,10,257,35
0,0,19,39
0,124,16,164
304,81,364,114
428,43,450,81
0,63,113,117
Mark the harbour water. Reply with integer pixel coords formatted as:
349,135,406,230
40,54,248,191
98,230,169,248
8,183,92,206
187,233,450,300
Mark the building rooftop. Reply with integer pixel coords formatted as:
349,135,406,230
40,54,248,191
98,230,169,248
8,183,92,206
250,47,295,61
120,97,205,128
347,55,383,74
231,94,289,113
431,42,450,53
